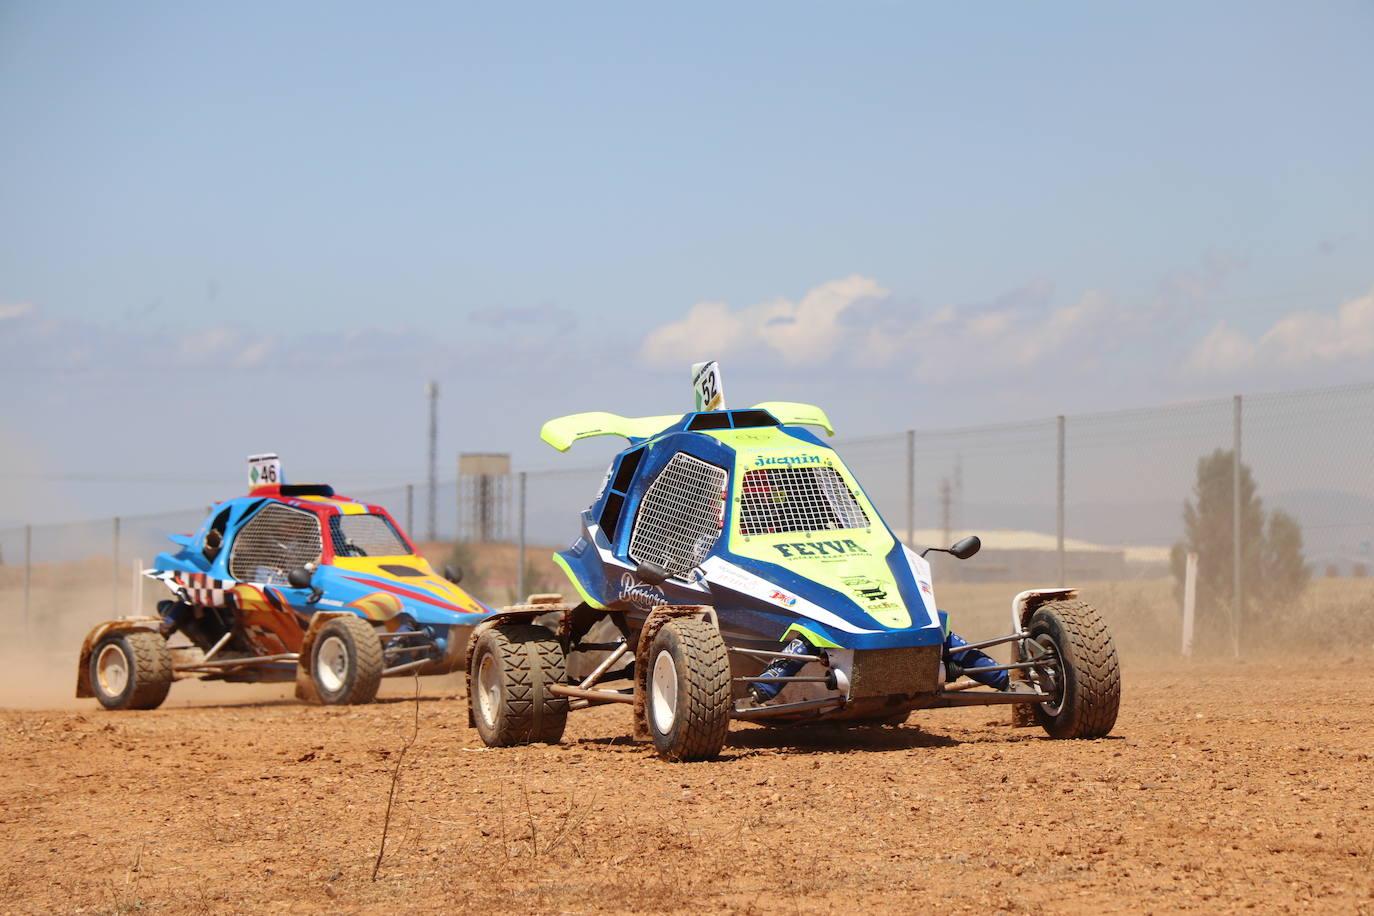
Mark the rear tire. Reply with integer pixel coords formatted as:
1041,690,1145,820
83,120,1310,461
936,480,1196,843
646,617,731,761
469,624,568,746
310,615,384,705
90,631,173,710
1028,600,1120,738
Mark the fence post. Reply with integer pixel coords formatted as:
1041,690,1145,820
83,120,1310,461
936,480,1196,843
426,381,438,542
23,525,31,636
1056,414,1065,587
1232,394,1242,657
517,471,527,602
1182,552,1198,657
112,516,121,616
405,483,414,535
905,430,915,548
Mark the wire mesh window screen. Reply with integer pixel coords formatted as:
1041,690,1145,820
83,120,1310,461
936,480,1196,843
331,514,409,557
628,453,727,577
738,466,871,536
228,504,322,585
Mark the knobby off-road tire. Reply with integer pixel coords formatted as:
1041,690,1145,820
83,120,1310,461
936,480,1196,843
1028,599,1120,738
646,617,731,761
469,624,568,746
310,615,384,705
90,631,173,710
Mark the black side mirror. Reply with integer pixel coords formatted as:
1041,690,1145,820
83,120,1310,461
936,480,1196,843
920,535,982,560
950,535,981,560
634,561,669,585
443,563,463,584
287,566,323,604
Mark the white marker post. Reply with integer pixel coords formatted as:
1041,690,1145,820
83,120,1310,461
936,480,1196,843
691,361,726,411
1182,551,1198,657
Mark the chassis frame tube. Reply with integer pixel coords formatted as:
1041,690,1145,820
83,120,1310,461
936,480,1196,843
578,643,630,689
733,675,833,684
548,684,635,704
931,689,1050,706
731,696,845,720
382,658,431,677
174,652,298,672
947,658,1051,677
946,630,1030,655
728,646,825,664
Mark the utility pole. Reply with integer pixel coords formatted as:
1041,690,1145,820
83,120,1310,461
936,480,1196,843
904,430,914,549
426,381,438,542
939,478,952,546
1057,414,1066,587
517,471,527,602
23,525,31,636
112,516,120,616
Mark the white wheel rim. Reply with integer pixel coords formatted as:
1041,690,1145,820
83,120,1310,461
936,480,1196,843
650,649,678,734
476,653,501,726
316,635,349,693
96,643,129,697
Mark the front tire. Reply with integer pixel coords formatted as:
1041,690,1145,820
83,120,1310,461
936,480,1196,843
1027,600,1120,738
310,615,383,705
646,617,731,761
469,624,568,746
90,631,173,710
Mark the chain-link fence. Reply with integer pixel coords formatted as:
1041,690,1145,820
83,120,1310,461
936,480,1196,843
3,381,1372,659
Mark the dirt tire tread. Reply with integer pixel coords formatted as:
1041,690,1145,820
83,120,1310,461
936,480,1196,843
314,615,384,705
1030,599,1120,738
470,625,568,746
121,631,174,710
651,617,731,762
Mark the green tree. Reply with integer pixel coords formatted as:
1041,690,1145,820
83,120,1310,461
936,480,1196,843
1170,449,1309,642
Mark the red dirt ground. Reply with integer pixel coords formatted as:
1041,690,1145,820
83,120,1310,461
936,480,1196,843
2,655,1371,915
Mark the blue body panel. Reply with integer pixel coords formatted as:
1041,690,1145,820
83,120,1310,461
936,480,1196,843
150,494,492,633
557,414,944,651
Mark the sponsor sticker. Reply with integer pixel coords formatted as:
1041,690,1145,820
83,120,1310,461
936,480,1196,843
772,539,869,560
618,573,667,609
841,575,889,602
752,454,822,467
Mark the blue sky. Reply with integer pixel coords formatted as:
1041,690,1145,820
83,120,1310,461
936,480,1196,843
2,1,1372,526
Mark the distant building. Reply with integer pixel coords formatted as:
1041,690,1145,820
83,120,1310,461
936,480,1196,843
903,528,1170,583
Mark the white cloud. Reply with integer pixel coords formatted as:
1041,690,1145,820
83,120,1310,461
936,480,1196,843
1183,286,1374,376
638,274,1146,382
0,302,35,321
639,275,887,366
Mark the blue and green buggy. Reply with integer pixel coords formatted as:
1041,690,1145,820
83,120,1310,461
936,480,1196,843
466,365,1121,760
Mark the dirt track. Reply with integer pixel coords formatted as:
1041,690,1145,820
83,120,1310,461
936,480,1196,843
2,656,1371,915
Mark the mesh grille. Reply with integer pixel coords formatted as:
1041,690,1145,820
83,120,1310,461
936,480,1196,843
628,453,727,577
739,466,870,536
228,504,322,585
331,514,408,557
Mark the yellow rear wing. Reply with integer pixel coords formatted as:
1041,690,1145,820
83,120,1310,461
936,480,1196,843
751,401,835,436
540,412,684,452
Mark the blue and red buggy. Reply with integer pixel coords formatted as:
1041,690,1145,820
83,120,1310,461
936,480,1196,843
77,455,491,709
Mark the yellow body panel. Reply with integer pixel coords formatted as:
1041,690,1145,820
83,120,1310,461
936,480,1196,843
330,556,487,615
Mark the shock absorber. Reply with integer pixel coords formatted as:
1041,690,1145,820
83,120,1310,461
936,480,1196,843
749,637,815,703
